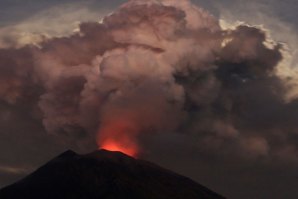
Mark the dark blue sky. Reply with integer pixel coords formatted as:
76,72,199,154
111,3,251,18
0,0,297,25
1,0,297,45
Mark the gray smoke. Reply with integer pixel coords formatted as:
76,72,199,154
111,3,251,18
0,0,297,161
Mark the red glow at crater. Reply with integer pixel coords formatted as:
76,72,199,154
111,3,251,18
98,118,139,157
101,139,138,157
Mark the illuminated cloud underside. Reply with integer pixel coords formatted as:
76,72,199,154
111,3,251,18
0,0,297,161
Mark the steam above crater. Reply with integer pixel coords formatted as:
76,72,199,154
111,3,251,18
0,0,297,162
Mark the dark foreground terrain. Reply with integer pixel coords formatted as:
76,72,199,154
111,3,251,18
0,149,225,199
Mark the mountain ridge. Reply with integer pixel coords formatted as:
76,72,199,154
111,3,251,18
0,149,225,199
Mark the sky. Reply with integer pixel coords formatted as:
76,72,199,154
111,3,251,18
0,0,298,199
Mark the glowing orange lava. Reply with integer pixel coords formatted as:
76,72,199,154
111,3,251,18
101,139,138,157
98,118,139,157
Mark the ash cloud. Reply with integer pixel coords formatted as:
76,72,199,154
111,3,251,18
0,0,297,162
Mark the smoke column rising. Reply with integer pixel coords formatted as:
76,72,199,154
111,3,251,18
0,0,297,161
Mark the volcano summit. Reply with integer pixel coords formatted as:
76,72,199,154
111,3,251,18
0,150,225,199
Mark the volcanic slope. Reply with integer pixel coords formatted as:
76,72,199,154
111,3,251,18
0,150,225,199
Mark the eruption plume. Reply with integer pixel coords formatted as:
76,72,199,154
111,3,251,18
0,0,298,161
99,116,140,156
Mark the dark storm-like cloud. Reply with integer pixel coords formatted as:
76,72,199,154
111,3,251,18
0,0,297,161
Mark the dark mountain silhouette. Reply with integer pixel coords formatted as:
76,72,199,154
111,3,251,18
0,149,225,199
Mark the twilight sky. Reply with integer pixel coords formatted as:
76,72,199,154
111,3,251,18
0,1,298,199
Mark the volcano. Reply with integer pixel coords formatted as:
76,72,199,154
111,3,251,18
0,150,225,199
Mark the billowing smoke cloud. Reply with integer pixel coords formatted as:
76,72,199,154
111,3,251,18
0,0,297,160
